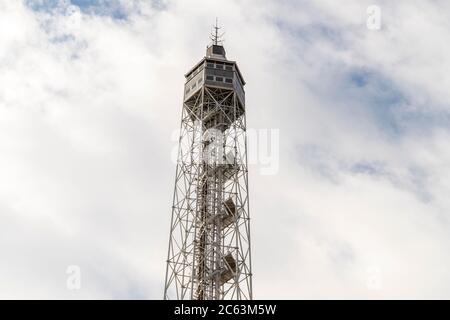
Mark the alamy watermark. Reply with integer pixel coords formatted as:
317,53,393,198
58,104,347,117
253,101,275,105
171,123,279,175
66,265,81,290
366,266,382,290
367,5,381,30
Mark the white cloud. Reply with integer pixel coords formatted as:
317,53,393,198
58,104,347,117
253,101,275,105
0,0,450,299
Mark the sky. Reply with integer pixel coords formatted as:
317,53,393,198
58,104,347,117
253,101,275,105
1,0,450,299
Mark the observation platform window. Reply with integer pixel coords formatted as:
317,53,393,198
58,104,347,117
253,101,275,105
225,78,233,84
216,77,223,82
206,75,214,81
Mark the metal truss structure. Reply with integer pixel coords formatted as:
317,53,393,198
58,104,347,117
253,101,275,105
164,35,252,300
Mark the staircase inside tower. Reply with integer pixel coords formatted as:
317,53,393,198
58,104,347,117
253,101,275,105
194,131,240,299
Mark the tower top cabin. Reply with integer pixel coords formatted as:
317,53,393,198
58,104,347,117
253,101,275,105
183,43,246,108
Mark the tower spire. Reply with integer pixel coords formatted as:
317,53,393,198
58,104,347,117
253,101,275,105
210,18,224,46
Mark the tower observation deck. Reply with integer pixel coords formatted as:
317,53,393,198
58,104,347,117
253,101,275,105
164,25,252,300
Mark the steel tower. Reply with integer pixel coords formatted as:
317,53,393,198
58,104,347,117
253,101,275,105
164,26,252,300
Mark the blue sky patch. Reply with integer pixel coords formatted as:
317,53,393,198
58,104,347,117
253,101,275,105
25,0,129,20
350,161,385,176
330,67,408,136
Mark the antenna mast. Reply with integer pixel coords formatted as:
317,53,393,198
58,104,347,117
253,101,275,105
210,18,225,46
